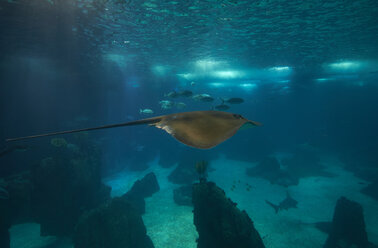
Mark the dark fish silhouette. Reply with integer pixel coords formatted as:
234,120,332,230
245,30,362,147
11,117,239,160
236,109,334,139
214,104,230,111
6,111,261,149
0,144,29,157
165,90,193,98
265,191,298,213
221,97,244,104
165,91,179,98
192,94,214,102
178,90,193,97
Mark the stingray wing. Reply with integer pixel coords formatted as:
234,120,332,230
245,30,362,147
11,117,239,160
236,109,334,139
153,112,247,149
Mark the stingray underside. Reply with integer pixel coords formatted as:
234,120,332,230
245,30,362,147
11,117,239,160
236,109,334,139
153,112,248,149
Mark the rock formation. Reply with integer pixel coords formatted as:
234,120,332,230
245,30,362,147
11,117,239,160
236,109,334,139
361,180,378,200
324,196,377,248
74,196,154,248
246,157,298,187
192,181,265,248
122,172,160,214
173,185,193,206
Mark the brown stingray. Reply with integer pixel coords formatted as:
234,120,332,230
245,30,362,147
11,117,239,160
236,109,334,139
6,111,261,149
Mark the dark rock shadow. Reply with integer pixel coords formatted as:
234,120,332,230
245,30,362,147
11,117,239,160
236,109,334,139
192,181,265,248
247,145,335,187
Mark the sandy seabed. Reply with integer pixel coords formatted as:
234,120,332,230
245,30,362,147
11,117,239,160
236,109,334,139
9,155,378,248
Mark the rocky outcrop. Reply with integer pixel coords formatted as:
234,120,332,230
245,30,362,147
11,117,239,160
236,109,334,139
122,172,160,215
2,172,34,224
339,151,378,183
173,185,193,206
192,181,265,248
281,147,333,179
167,150,216,184
0,135,113,241
168,161,198,185
126,172,160,198
74,196,154,248
361,180,378,200
0,172,35,248
247,147,335,187
324,197,377,248
32,156,111,236
0,187,11,248
246,157,298,187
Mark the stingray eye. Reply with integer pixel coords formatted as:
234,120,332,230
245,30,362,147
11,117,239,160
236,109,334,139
233,114,242,119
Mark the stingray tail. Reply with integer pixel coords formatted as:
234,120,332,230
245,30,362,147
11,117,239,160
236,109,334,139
265,200,280,214
6,117,162,142
249,120,262,126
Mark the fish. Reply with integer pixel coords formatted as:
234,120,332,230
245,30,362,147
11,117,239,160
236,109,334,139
140,109,154,114
165,91,179,98
175,102,186,109
6,111,262,150
0,144,29,157
159,100,171,104
221,97,244,104
192,94,214,102
166,90,193,98
159,100,174,110
178,90,193,97
265,191,298,213
214,104,230,111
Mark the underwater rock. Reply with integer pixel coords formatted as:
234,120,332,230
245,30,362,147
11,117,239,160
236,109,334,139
192,181,265,248
314,221,333,234
339,151,378,183
323,196,376,248
246,157,298,187
0,189,11,248
168,161,199,185
281,148,334,179
168,149,216,184
195,160,209,183
173,185,193,206
74,196,154,248
122,172,160,215
3,172,35,224
122,194,146,215
126,172,160,198
341,153,378,183
32,155,111,236
361,180,378,200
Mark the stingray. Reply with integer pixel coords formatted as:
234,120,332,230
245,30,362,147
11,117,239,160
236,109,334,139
6,111,261,149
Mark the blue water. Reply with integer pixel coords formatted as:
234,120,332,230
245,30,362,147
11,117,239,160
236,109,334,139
1,0,378,247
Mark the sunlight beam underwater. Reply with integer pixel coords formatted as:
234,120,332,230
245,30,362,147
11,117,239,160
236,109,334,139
6,111,262,149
